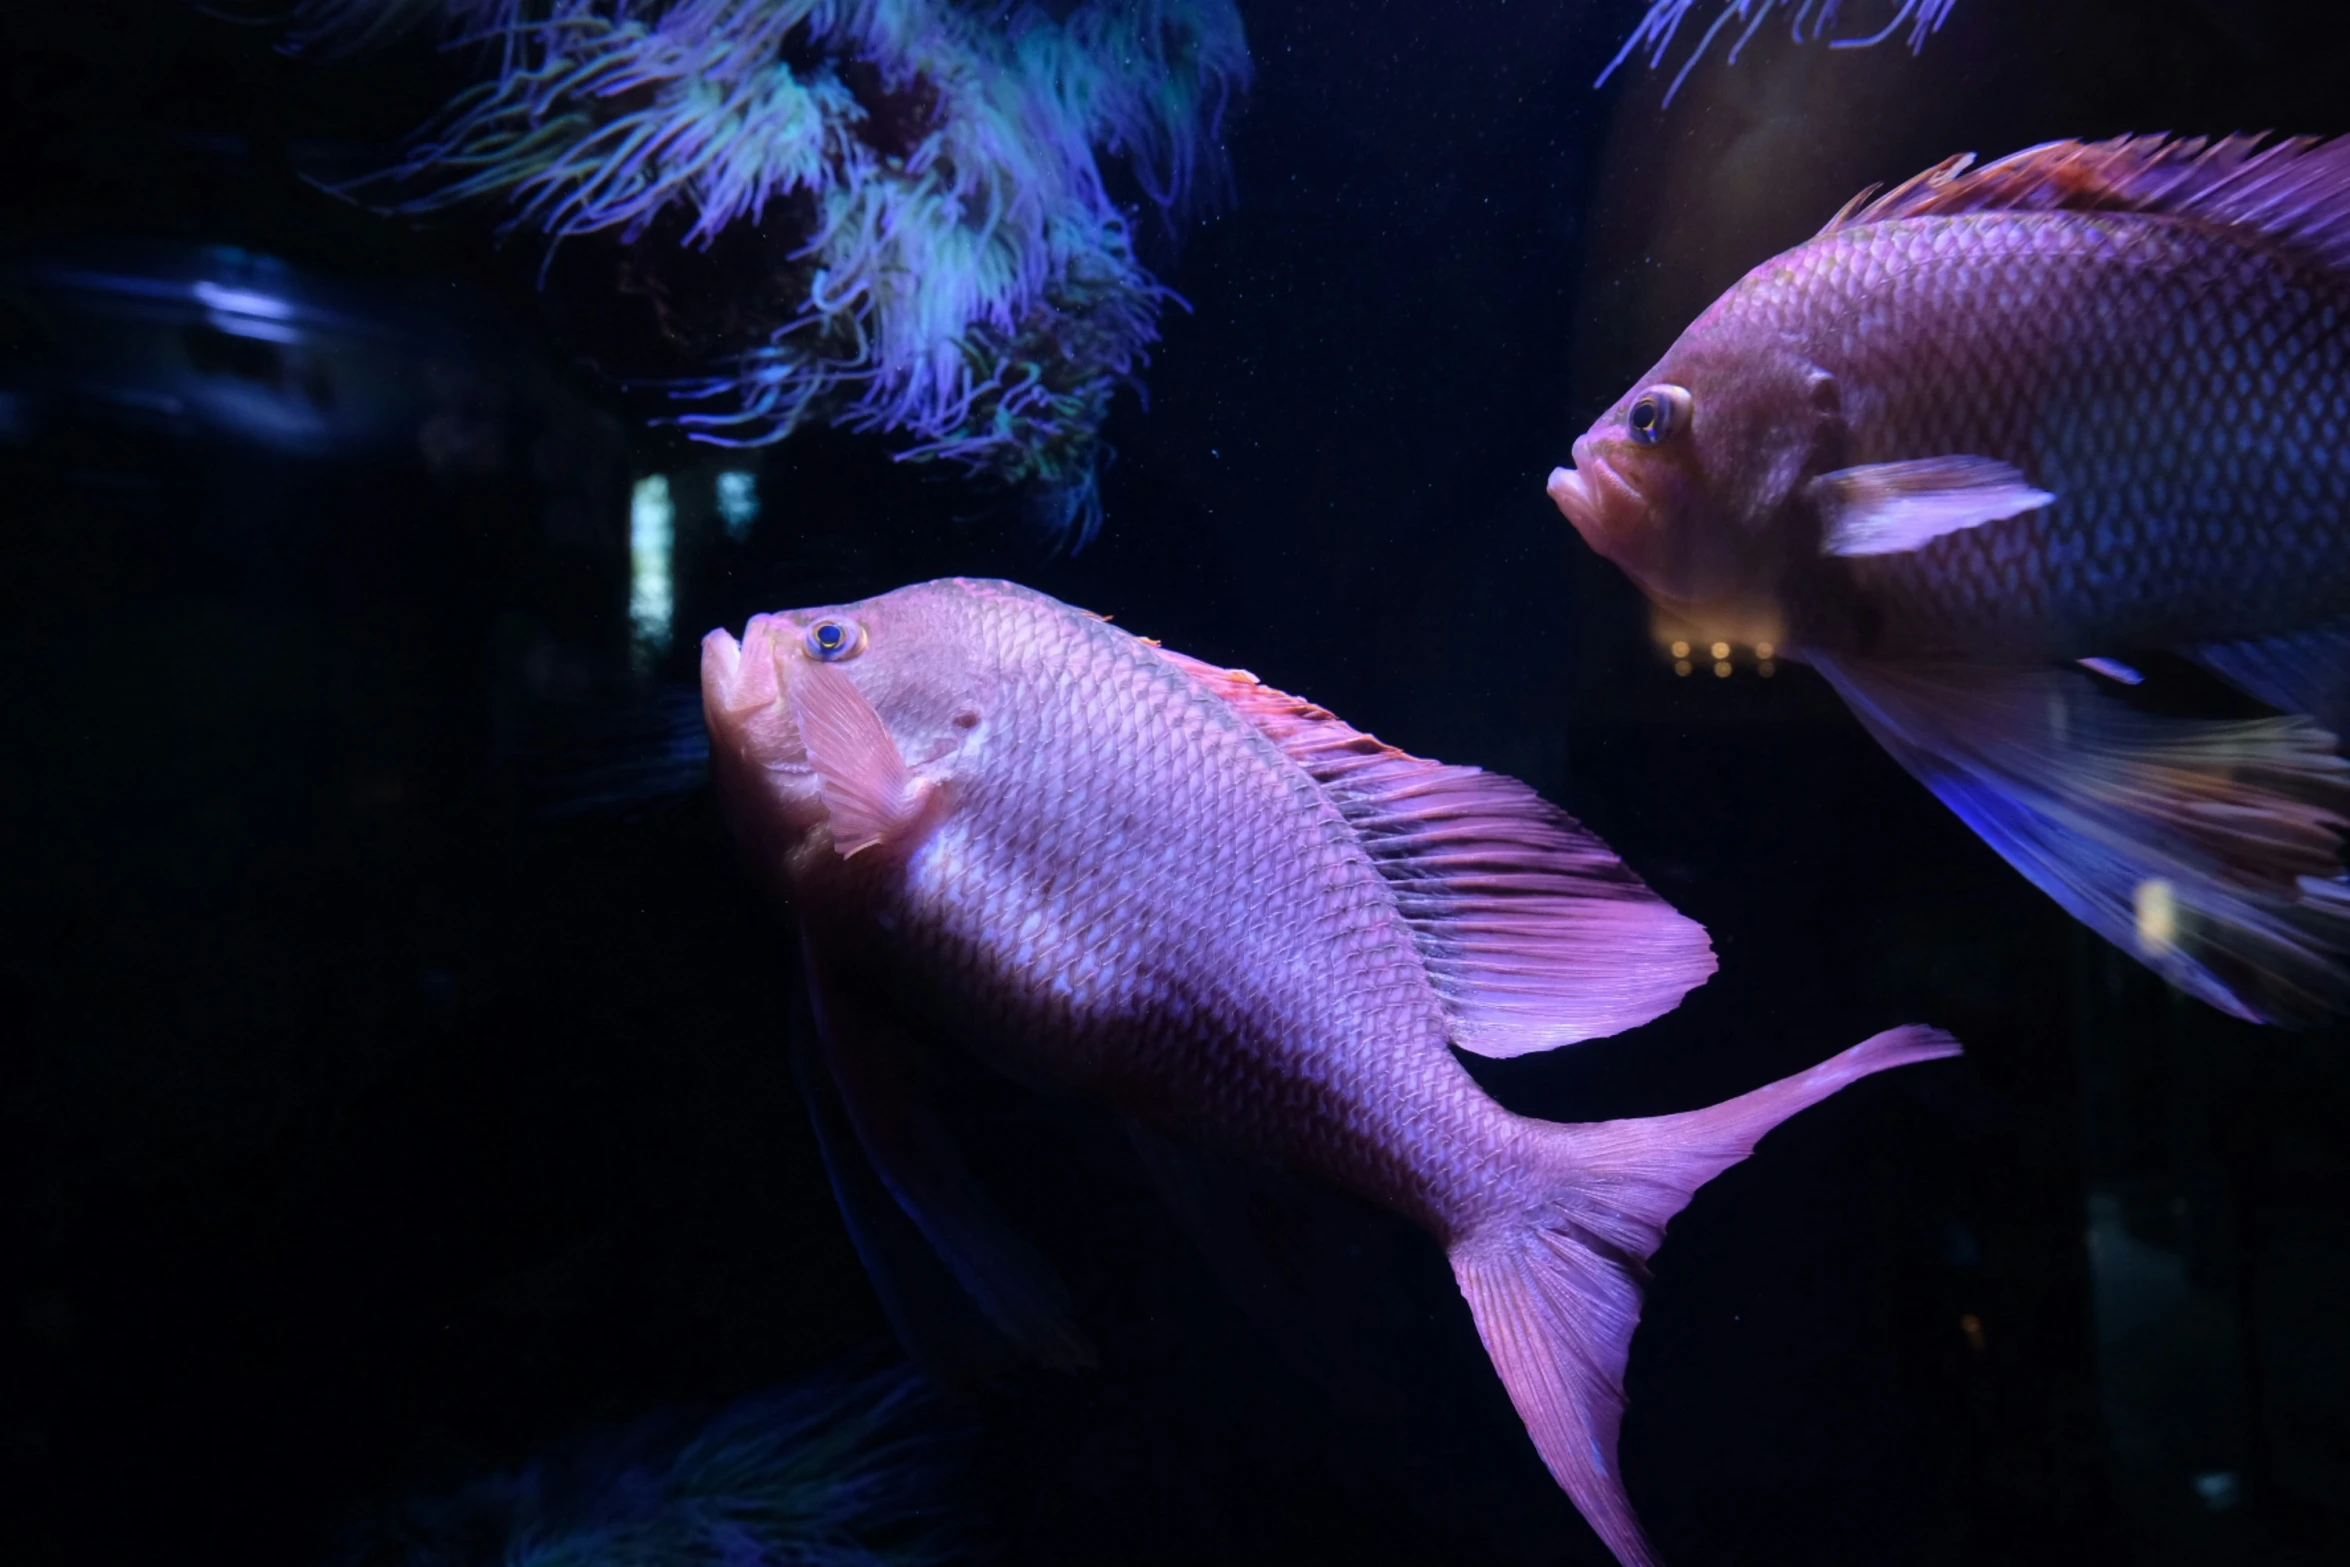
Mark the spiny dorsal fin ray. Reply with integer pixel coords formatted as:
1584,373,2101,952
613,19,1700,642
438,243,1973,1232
1821,133,2350,274
1158,649,1716,1055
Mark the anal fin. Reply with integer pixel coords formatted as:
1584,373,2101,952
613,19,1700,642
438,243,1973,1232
1121,1114,1406,1413
789,1000,1023,1393
1810,654,2350,1024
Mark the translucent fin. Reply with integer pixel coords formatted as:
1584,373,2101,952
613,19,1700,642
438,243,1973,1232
803,936,1095,1371
2190,619,2350,735
1158,650,1716,1055
1121,1113,1405,1411
787,663,933,857
1812,456,2053,557
1452,1026,1962,1567
1823,133,2350,274
789,1004,1025,1394
1811,655,2350,1024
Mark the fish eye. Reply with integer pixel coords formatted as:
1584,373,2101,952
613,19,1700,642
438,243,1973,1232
1626,384,1692,446
803,619,865,661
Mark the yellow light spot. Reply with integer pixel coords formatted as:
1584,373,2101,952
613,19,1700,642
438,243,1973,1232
1710,641,1731,660
1669,640,1691,659
1757,660,1777,678
1673,659,1692,677
2135,878,2178,956
1959,1313,1986,1353
1713,660,1733,678
1754,641,1775,660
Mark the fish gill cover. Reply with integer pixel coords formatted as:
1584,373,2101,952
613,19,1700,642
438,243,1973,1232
286,0,1252,546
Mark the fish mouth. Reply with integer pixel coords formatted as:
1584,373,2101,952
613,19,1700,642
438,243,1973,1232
1546,438,1644,546
701,615,812,770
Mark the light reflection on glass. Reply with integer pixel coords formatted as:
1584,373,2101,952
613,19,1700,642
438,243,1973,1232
630,474,676,671
717,469,760,540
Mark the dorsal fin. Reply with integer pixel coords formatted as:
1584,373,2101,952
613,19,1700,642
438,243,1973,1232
1158,649,1716,1055
1820,134,2350,273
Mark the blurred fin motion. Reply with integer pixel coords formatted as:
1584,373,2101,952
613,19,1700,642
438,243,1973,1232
1812,656,2350,1025
2192,620,2350,740
330,1364,965,1567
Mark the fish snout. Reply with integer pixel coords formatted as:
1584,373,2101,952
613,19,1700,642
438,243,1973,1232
703,614,791,718
1548,438,1642,541
701,626,743,698
1545,465,1596,532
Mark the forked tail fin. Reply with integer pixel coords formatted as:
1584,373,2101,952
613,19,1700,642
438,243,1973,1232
1448,1025,1962,1567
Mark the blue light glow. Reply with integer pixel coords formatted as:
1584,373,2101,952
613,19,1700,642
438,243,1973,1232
631,474,676,670
717,469,760,540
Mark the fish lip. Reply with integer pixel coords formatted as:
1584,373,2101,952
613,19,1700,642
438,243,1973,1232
702,626,745,693
1554,439,1638,529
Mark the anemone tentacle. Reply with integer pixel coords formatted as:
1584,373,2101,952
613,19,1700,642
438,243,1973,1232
297,0,1249,544
1603,1,1960,105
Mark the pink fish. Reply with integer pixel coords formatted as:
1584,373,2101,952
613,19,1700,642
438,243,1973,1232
701,577,1959,1567
1549,134,2350,1025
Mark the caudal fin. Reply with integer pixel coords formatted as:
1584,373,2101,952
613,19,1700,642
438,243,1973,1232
1448,1025,1962,1567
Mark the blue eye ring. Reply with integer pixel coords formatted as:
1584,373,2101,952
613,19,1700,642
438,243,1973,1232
803,619,865,661
1626,384,1692,446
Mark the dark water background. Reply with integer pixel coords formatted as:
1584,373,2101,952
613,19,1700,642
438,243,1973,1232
6,2,2350,1563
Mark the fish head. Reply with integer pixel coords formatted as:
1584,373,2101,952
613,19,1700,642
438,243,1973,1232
1548,327,1831,619
700,579,1008,866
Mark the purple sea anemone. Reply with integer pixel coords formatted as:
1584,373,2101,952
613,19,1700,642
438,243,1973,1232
293,1,1251,543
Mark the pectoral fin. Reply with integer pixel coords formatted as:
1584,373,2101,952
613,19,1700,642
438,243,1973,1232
1810,654,2350,1024
802,935,1095,1370
1812,456,2053,557
787,662,934,856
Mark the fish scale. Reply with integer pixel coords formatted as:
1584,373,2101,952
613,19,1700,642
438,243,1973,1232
1731,209,2350,658
703,577,1956,1566
1550,134,2350,1025
882,599,1495,1233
